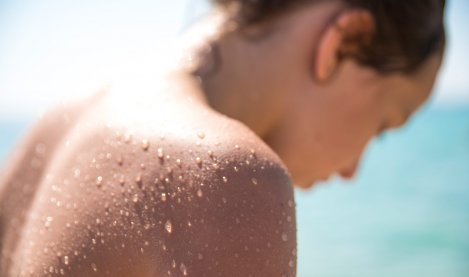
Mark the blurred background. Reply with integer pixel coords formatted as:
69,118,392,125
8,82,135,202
0,0,468,276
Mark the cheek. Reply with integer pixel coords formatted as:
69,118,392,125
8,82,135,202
268,88,383,184
314,97,382,165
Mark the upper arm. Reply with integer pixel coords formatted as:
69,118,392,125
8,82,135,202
167,150,297,277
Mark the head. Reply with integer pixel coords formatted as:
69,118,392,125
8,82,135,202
199,0,446,188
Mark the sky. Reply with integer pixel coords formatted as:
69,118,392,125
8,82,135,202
0,0,468,120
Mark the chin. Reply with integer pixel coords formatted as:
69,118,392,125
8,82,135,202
292,176,317,189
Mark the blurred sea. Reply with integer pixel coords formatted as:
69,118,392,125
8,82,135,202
1,104,468,277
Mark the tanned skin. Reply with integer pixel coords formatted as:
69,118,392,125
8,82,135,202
0,86,296,276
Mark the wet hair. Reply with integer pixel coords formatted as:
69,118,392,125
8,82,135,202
211,0,446,73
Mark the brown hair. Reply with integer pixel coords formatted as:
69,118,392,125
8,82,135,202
212,0,446,73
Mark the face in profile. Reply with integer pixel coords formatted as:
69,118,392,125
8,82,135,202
268,52,444,188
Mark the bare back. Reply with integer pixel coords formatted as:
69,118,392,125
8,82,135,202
0,86,296,276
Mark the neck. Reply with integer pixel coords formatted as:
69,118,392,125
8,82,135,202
169,3,340,137
169,11,295,137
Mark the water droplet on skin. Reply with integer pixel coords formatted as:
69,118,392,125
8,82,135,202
222,176,228,183
142,139,150,151
45,216,53,228
251,178,258,185
176,159,182,167
96,176,103,187
197,188,203,198
281,233,288,242
91,263,98,272
172,260,176,268
161,193,167,202
180,263,188,275
234,166,239,172
135,174,143,185
235,145,240,150
119,176,126,186
63,256,69,265
197,132,205,139
132,194,139,203
165,220,173,234
196,157,202,166
117,156,124,166
74,169,81,178
157,148,164,159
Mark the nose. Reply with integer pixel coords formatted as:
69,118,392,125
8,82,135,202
339,160,359,180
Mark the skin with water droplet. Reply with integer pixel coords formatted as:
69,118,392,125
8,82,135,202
96,176,103,187
165,220,173,234
141,139,150,151
44,216,53,228
180,263,188,275
282,233,288,242
157,148,164,159
63,256,69,265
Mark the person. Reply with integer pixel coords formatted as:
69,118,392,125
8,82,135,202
0,0,445,276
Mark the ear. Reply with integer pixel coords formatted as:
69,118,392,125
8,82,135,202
314,9,375,82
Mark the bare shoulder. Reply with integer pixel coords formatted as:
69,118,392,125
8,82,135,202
7,99,296,276
158,117,297,276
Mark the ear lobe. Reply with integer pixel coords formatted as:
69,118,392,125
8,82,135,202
314,9,375,82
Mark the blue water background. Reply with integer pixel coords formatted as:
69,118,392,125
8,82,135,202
1,105,468,276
